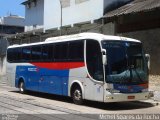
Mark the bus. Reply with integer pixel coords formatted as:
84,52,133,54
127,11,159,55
6,33,153,104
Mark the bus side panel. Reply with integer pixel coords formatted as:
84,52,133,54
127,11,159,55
6,62,17,87
68,67,87,96
15,62,85,97
15,65,69,95
39,68,69,96
31,62,85,96
16,65,40,91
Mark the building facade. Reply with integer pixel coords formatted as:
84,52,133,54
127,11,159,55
103,0,160,75
7,0,131,45
0,15,25,75
22,0,131,32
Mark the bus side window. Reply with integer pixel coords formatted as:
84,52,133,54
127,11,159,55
22,47,31,62
86,40,104,81
42,44,54,62
68,41,84,61
7,48,21,63
54,42,68,62
7,48,13,62
31,45,42,62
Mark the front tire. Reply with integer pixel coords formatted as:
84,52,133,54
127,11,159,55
19,81,26,94
72,86,83,105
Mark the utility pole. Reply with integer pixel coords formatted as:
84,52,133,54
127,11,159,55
59,0,62,36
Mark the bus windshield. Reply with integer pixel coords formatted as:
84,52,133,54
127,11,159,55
102,41,148,85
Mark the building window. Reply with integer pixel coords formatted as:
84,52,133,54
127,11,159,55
33,0,37,7
24,0,37,9
75,0,89,4
60,0,70,8
26,2,31,9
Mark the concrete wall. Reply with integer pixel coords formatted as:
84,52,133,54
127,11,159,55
102,22,115,35
23,0,132,32
25,0,44,31
0,39,7,56
118,28,160,75
43,0,131,31
44,0,104,31
0,56,6,75
0,39,8,75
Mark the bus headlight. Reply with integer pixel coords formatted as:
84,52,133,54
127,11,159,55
107,89,120,93
106,96,114,100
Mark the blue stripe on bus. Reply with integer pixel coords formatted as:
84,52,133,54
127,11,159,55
113,84,147,93
16,66,69,96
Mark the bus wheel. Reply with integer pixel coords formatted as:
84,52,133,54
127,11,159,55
19,81,25,94
72,86,83,105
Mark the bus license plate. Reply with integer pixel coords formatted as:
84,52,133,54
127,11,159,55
128,96,135,99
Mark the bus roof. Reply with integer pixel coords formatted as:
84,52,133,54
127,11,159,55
45,33,140,42
8,32,140,48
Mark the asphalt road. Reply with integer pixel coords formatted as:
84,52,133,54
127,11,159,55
0,84,160,120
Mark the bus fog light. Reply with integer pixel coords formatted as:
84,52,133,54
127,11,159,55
106,96,114,100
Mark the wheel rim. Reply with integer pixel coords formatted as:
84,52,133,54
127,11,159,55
74,89,82,101
20,82,24,92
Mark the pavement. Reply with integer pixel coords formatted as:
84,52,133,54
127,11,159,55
149,75,160,103
0,75,7,86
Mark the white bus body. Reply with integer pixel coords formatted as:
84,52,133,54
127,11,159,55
7,33,152,104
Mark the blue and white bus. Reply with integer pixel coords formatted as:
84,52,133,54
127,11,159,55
7,33,152,104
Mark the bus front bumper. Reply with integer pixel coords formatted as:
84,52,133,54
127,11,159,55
104,91,154,103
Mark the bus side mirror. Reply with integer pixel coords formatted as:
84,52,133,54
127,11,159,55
145,54,150,70
102,49,107,65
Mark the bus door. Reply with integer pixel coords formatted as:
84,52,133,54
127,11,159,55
84,40,104,102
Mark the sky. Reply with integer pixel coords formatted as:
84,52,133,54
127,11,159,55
0,0,25,17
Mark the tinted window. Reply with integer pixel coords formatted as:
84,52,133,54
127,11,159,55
7,48,21,62
31,45,42,61
42,44,54,62
15,48,22,62
22,47,31,62
86,40,104,81
54,43,68,61
7,49,13,62
68,41,84,61
7,41,84,63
